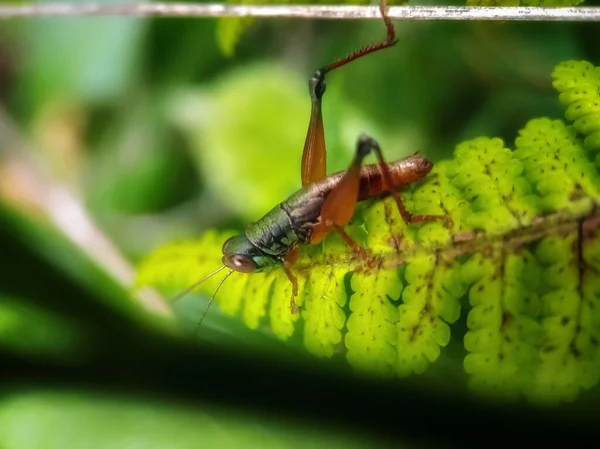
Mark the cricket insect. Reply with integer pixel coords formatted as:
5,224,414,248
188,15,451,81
176,0,450,329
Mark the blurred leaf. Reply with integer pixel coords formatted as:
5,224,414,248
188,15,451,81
334,20,584,160
169,64,310,220
457,88,563,142
217,4,254,57
167,63,397,221
144,17,225,85
0,390,395,449
0,295,84,359
86,96,199,215
0,202,174,333
17,0,144,115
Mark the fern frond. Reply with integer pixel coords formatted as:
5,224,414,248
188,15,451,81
448,137,538,233
515,118,597,214
136,60,600,403
552,60,600,156
463,249,543,400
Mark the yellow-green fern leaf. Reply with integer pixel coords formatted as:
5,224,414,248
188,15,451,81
463,249,542,400
446,137,538,234
136,229,236,295
136,59,600,404
552,60,600,156
522,221,600,404
514,118,598,214
396,252,462,376
346,267,400,376
527,231,583,403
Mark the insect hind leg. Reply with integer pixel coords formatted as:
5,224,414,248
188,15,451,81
310,134,375,260
366,135,451,227
301,0,398,188
283,246,301,314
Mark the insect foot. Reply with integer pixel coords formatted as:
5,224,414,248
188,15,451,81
426,213,453,229
442,215,454,229
352,244,369,260
350,244,378,270
290,299,301,315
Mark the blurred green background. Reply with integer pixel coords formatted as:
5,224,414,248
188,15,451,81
1,0,600,447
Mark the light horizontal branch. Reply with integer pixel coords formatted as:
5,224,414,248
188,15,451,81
0,3,599,22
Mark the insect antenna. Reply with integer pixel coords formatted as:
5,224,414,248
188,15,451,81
193,269,233,337
171,264,227,304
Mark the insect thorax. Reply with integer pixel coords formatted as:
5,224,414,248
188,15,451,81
245,204,301,257
245,187,325,257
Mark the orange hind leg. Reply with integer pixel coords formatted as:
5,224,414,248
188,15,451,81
309,134,374,255
365,138,451,227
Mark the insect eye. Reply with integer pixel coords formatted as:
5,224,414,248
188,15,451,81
224,254,256,273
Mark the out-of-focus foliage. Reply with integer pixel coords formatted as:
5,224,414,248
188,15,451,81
138,60,600,404
0,390,393,449
0,295,83,358
553,60,600,155
168,64,388,221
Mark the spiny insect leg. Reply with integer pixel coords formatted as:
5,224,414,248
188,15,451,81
310,134,374,262
367,135,452,228
333,224,369,260
301,0,397,188
283,246,301,314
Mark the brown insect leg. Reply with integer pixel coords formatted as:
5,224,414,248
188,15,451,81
368,136,452,228
310,135,373,260
320,0,397,74
301,0,397,188
283,246,301,314
333,224,369,259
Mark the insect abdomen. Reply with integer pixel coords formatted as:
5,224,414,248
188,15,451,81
357,155,433,200
311,154,433,201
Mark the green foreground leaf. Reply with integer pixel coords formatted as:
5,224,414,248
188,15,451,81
0,390,395,449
